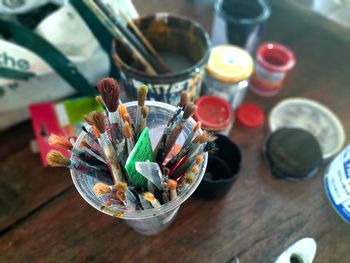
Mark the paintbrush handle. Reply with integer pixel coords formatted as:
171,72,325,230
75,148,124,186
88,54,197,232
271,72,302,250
94,0,164,74
135,106,143,140
162,124,184,162
70,160,112,184
85,0,157,75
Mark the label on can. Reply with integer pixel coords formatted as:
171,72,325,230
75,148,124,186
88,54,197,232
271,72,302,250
324,145,350,223
250,63,286,94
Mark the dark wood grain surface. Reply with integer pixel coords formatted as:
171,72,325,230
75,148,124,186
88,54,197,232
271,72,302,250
1,0,350,262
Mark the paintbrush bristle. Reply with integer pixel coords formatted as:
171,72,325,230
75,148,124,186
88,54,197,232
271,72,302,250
195,155,203,165
123,122,132,139
144,192,155,201
118,104,127,118
167,179,177,190
199,131,207,144
137,85,148,107
83,113,94,126
142,106,149,118
194,121,201,132
46,150,70,167
183,103,196,120
91,112,106,133
178,91,188,108
48,134,72,150
93,183,111,197
79,140,91,149
206,134,217,142
123,114,132,125
184,174,195,184
115,182,127,192
192,165,199,174
93,126,100,138
97,78,120,112
95,95,105,107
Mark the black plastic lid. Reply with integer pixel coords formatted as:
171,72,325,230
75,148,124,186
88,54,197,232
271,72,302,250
264,128,323,180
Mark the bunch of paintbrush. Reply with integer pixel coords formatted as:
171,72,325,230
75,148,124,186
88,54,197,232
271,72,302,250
46,77,215,212
87,0,170,75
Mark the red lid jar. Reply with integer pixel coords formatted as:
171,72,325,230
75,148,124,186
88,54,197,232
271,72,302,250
250,42,296,96
194,96,234,135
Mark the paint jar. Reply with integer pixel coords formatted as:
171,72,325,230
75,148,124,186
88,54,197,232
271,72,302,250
250,42,296,96
203,45,253,109
211,0,271,53
71,101,208,235
324,146,350,224
112,13,211,106
195,134,241,199
194,95,234,136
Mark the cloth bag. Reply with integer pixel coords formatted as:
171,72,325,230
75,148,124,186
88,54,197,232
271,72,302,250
0,0,139,131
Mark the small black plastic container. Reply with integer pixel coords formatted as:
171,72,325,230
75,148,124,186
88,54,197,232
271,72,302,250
195,134,241,199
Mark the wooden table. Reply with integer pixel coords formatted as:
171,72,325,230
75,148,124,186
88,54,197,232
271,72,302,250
1,1,350,262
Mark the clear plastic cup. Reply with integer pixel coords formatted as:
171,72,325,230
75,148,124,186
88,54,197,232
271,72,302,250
71,101,208,235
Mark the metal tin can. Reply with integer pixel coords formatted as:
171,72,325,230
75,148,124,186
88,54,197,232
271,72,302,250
324,146,350,224
250,42,296,96
203,45,253,109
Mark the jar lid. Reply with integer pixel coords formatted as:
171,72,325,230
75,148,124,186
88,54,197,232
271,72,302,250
236,103,265,130
256,42,296,73
206,45,253,83
264,128,323,180
269,97,345,159
194,96,233,131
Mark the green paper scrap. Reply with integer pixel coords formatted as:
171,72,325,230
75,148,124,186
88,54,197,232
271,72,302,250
125,128,154,189
61,97,103,125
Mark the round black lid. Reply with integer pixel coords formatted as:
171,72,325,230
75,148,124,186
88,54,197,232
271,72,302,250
264,128,323,180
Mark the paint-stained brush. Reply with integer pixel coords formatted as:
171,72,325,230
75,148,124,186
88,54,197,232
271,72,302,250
135,85,148,140
97,78,122,143
91,111,125,184
46,150,112,184
161,103,196,162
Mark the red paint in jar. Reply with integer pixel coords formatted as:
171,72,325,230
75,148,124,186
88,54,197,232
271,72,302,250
250,42,296,96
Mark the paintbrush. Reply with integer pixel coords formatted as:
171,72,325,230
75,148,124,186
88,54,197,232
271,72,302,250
96,78,123,143
93,182,112,197
91,111,125,184
178,173,196,193
166,121,201,168
93,0,165,74
95,95,108,116
135,85,148,140
46,150,112,184
143,192,161,208
167,179,177,200
118,8,171,73
154,92,189,163
48,134,107,168
85,0,157,75
141,106,149,134
79,140,105,164
123,122,134,156
170,136,205,179
82,125,98,143
161,103,196,162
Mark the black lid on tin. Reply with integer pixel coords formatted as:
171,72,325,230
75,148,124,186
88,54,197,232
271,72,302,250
264,128,323,180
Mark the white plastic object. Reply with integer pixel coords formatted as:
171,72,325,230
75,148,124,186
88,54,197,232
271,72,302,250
275,237,317,263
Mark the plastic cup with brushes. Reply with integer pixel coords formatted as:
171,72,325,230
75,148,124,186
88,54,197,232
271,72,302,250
46,78,211,235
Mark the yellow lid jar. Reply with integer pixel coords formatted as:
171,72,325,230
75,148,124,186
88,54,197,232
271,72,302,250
203,45,253,109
